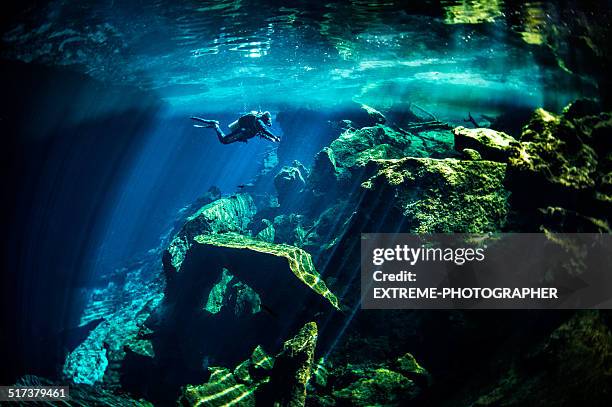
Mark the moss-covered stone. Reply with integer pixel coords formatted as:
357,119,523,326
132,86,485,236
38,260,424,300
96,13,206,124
194,233,339,309
469,311,612,407
462,148,482,160
332,367,419,406
505,102,612,230
264,321,318,406
453,126,518,162
179,322,318,407
204,268,234,314
329,125,410,170
165,194,257,272
361,157,509,232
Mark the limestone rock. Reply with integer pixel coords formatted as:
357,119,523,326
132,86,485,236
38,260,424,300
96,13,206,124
361,157,509,232
179,345,276,407
453,126,518,162
461,148,482,160
164,193,257,272
329,125,409,171
264,322,318,406
180,322,318,407
331,366,420,407
504,102,612,230
194,233,338,310
274,161,308,206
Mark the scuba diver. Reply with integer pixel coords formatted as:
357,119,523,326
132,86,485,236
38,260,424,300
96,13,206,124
190,111,280,144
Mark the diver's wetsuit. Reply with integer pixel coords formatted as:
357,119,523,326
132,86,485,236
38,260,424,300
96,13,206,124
191,113,279,144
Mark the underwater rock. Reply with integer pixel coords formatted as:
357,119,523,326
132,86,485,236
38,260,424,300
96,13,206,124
361,157,509,232
328,125,409,171
63,265,164,387
178,344,275,407
453,126,518,162
274,161,308,207
461,148,482,160
262,321,318,406
359,104,387,125
322,353,429,407
255,218,275,242
164,193,257,272
179,322,318,407
308,147,340,195
270,213,308,246
137,233,338,403
467,311,612,407
505,101,612,230
332,368,417,406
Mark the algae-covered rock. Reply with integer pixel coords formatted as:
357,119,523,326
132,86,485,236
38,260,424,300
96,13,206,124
179,322,319,407
504,102,612,230
332,366,419,407
194,233,338,309
165,193,257,272
361,157,509,232
263,322,318,406
461,148,482,160
308,352,430,407
508,108,598,192
329,125,410,170
179,344,276,407
469,311,612,407
453,126,518,162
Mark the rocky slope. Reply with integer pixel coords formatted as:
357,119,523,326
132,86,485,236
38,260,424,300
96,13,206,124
51,102,612,406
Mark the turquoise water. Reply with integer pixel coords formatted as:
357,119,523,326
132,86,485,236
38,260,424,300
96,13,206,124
2,0,597,115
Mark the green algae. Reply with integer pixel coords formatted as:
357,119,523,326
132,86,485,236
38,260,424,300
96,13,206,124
362,157,509,233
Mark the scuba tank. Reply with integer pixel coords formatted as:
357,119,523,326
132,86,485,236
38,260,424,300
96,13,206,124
228,119,240,131
230,111,259,132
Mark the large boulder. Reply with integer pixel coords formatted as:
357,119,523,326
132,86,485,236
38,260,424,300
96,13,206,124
274,161,308,207
361,157,509,233
453,126,518,162
504,101,612,230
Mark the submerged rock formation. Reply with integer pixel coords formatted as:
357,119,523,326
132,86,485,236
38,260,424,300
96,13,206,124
361,157,509,233
453,126,518,162
504,100,612,231
164,193,257,272
179,322,318,407
58,100,612,406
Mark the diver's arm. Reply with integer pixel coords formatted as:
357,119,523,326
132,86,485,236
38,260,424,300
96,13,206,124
256,119,280,142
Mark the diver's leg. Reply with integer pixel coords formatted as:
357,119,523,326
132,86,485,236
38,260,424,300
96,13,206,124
190,117,220,127
217,128,245,144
